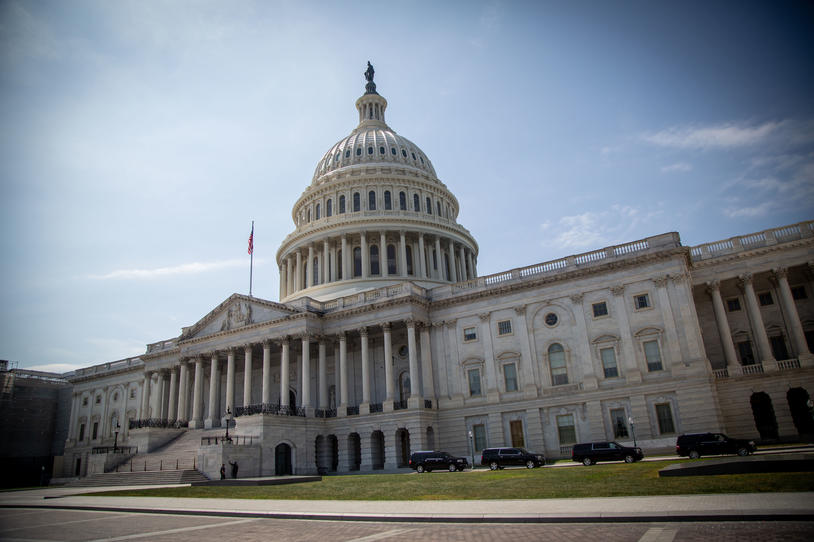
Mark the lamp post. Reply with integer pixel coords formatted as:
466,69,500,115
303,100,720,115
628,417,637,448
113,420,120,453
467,430,475,469
225,407,232,442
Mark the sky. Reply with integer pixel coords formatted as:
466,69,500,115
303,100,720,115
1,0,813,372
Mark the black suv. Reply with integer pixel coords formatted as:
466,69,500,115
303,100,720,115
571,441,644,466
676,433,756,459
480,447,546,470
409,451,469,473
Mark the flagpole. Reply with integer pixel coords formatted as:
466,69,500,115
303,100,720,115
249,221,254,297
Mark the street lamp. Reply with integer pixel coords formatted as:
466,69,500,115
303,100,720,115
225,407,232,442
628,417,637,448
467,430,475,469
113,420,120,453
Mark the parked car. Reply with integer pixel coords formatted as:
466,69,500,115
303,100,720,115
675,433,757,459
409,450,469,473
571,441,644,466
480,447,546,470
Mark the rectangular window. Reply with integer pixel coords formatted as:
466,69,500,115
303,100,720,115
497,320,512,336
463,327,477,342
92,422,99,440
473,424,487,451
510,420,525,448
592,301,608,317
643,340,663,372
610,408,629,438
655,403,675,434
82,397,88,406
737,341,755,365
770,335,789,361
467,368,482,397
791,285,807,300
503,363,518,392
95,395,101,404
129,388,136,400
758,292,774,306
78,424,85,441
634,293,651,310
556,414,576,445
600,347,618,378
727,298,741,312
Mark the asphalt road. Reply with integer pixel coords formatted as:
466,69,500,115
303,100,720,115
1,509,812,542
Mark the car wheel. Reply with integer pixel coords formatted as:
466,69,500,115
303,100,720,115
526,460,535,469
624,455,635,463
582,457,593,466
416,465,424,473
449,464,457,472
689,450,700,459
737,447,750,457
489,461,499,471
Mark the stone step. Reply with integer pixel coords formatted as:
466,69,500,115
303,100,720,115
67,469,208,487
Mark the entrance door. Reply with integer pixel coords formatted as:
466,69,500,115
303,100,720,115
275,443,292,475
510,420,525,448
74,458,81,476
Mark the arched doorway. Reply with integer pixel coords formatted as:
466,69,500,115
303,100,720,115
787,387,814,438
348,433,361,471
395,428,410,467
750,392,779,441
426,427,435,450
289,389,297,409
315,435,328,474
275,443,292,475
398,371,410,405
371,430,385,470
328,435,339,472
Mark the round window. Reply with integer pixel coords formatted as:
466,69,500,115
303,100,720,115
544,312,558,327
398,345,409,357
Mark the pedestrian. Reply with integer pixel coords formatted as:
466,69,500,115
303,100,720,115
220,464,226,480
229,460,239,479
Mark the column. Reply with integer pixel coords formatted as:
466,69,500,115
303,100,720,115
434,236,442,279
383,322,394,402
706,280,739,369
459,245,467,280
301,335,312,408
190,358,204,428
307,244,314,288
334,341,341,407
399,230,408,277
153,371,166,419
467,251,475,279
318,339,328,408
330,240,338,283
448,240,457,282
360,327,370,405
262,341,271,404
360,231,369,279
167,366,178,423
420,324,435,401
407,320,421,406
323,239,330,283
287,257,294,295
206,352,220,428
140,371,152,420
513,305,538,396
225,348,235,421
380,232,388,277
418,233,427,279
280,339,290,407
280,264,286,299
242,345,253,407
339,332,348,407
295,250,302,292
772,267,813,363
610,285,641,382
739,273,775,364
178,360,189,422
570,294,598,389
68,392,79,440
479,312,499,400
654,276,682,368
341,235,348,280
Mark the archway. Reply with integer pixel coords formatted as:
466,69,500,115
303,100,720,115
275,443,292,475
348,433,361,471
395,428,410,467
371,430,385,470
315,435,328,474
750,392,779,441
787,387,814,438
328,435,339,472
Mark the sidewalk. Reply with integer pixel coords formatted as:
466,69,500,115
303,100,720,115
1,486,812,523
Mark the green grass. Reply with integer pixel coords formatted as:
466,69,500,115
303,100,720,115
83,461,814,500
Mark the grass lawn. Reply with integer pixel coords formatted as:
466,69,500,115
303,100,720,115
85,460,814,500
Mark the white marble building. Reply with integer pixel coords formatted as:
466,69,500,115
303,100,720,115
60,69,814,479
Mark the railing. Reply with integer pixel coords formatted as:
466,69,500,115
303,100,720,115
129,418,189,429
92,446,135,455
234,403,306,417
394,400,407,411
201,435,255,446
369,403,383,413
712,368,729,379
559,445,573,457
347,405,360,416
690,220,813,261
778,358,801,370
315,408,337,418
742,363,764,376
116,456,197,472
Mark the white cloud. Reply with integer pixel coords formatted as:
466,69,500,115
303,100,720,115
723,201,774,218
25,362,86,374
661,162,693,173
87,258,259,280
642,121,780,149
544,205,663,251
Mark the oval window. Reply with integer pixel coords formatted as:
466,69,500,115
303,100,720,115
544,313,558,327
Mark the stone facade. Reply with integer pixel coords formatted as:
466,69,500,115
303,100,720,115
57,72,814,478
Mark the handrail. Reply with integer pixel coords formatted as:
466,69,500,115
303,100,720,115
234,403,306,417
201,435,255,446
129,418,189,429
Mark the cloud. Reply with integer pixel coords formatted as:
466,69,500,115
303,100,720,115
544,205,663,251
642,121,781,149
25,362,86,374
661,162,692,173
723,201,774,219
87,258,259,280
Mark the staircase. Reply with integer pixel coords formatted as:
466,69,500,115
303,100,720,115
67,469,208,487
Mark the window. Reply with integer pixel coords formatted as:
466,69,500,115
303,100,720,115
413,194,420,212
306,208,311,222
791,286,807,300
387,244,397,274
391,147,396,155
78,424,85,441
463,327,477,342
315,203,320,220
770,335,789,360
95,395,101,404
353,247,362,277
370,245,380,275
643,340,663,372
312,257,318,284
549,343,568,385
592,301,608,318
758,292,773,306
556,414,576,445
737,340,755,365
610,408,629,438
402,149,407,157
326,199,332,217
368,190,376,210
367,146,373,155
426,196,432,214
356,147,361,156
655,403,675,434
634,293,651,310
92,422,99,440
399,191,406,210
337,249,343,280
339,195,346,214
497,320,512,336
353,192,360,212
473,424,487,451
345,149,350,158
406,245,413,275
467,368,482,396
437,201,442,216
379,146,385,154
544,312,558,327
82,397,88,407
384,191,392,210
129,388,136,400
411,152,416,160
503,363,518,392
601,347,618,378
727,298,741,312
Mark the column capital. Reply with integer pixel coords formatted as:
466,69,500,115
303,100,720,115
478,312,491,321
337,331,347,341
652,275,669,288
405,318,417,329
514,304,527,315
670,273,688,285
444,319,458,328
381,321,392,331
610,285,625,297
262,338,273,347
276,336,290,348
242,343,253,352
771,266,788,280
705,279,721,293
737,272,754,288
569,293,583,305
358,326,368,337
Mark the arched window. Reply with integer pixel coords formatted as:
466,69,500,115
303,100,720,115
353,247,362,277
432,249,438,273
413,194,420,212
370,245,380,275
443,253,450,281
406,245,413,275
353,192,360,212
387,244,397,274
315,203,321,220
326,199,332,217
368,190,376,210
384,191,392,210
339,195,346,214
307,208,311,222
751,392,779,440
548,343,568,385
399,191,407,210
437,201,442,216
337,249,342,280
446,204,451,218
312,257,319,284
426,196,432,214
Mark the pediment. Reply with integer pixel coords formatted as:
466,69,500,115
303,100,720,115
179,294,298,341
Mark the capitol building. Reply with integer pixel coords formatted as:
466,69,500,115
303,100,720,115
55,67,814,480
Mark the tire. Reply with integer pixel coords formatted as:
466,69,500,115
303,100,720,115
737,447,750,457
448,464,457,472
416,465,425,473
526,460,535,469
689,450,700,459
489,461,499,471
582,457,593,466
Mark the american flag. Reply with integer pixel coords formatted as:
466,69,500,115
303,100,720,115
248,225,254,255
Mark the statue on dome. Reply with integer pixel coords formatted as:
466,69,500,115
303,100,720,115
364,61,377,95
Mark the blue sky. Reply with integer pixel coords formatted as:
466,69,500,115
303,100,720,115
2,0,812,371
